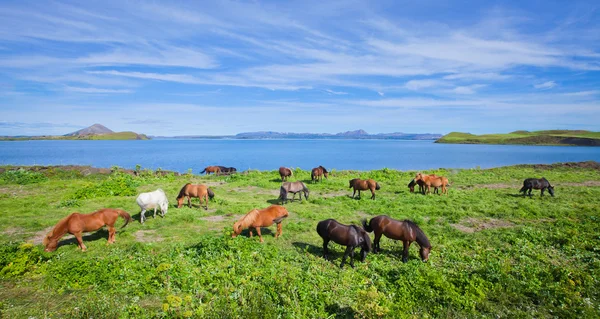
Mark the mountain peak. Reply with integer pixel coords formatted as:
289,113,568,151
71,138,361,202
65,124,114,136
336,129,368,136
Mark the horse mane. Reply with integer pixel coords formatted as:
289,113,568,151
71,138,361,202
233,209,260,233
43,213,74,246
177,183,191,199
403,220,431,248
320,166,328,173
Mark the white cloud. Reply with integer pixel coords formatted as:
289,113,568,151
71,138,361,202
324,89,348,95
64,86,133,94
534,81,557,90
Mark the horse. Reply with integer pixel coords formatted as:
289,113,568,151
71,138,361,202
200,166,221,175
520,177,554,197
279,181,309,204
414,173,449,195
279,167,293,181
136,189,169,223
43,208,132,252
232,205,289,242
349,178,381,200
408,178,438,194
311,166,329,182
362,215,431,262
176,183,215,210
316,219,372,268
218,166,237,175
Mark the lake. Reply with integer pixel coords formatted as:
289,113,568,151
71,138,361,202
1,139,599,173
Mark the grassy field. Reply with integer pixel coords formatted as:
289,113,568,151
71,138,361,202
1,163,599,318
436,130,600,146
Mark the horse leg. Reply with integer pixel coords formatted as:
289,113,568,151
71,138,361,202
291,192,296,202
370,188,375,200
541,188,545,197
276,222,282,238
528,188,533,197
187,196,192,208
74,232,86,251
340,246,353,268
204,194,208,210
374,232,382,253
140,209,146,223
108,226,116,244
153,207,157,218
322,239,330,260
402,241,411,263
358,190,361,199
352,189,356,198
349,247,356,268
255,227,263,243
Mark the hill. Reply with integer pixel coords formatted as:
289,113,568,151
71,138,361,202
156,129,441,140
0,124,149,141
64,123,113,136
436,130,600,146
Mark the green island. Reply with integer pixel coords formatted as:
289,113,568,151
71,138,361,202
436,130,600,146
1,163,599,318
0,132,149,141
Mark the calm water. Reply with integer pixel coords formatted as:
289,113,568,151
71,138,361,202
1,139,599,173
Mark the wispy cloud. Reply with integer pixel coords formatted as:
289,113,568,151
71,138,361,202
534,81,557,90
64,86,133,94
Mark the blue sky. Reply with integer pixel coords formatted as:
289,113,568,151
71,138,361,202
0,0,599,136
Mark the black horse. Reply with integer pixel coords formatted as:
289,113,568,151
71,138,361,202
218,166,237,174
519,177,555,197
316,219,372,268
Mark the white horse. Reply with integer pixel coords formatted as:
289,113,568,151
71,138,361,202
136,189,169,223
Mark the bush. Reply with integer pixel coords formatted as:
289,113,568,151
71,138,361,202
70,172,139,199
0,169,47,185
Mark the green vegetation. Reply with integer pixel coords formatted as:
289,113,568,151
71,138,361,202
436,130,600,146
1,163,599,318
0,131,149,141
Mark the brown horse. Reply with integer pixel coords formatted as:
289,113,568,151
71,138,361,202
279,167,293,181
176,183,215,210
408,177,439,194
200,166,221,175
232,205,289,242
349,178,381,200
362,215,431,262
317,219,372,268
311,166,328,182
414,173,449,195
43,208,132,252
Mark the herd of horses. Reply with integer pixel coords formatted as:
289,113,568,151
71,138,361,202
42,165,555,267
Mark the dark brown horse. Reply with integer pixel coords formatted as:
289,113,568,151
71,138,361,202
232,205,289,242
43,208,132,252
279,167,293,181
362,215,431,262
316,219,372,268
520,177,554,197
311,166,328,182
176,183,215,210
200,166,221,175
218,166,237,175
349,178,381,200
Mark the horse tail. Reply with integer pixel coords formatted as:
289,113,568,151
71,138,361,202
177,183,190,199
375,182,381,190
207,188,215,199
362,218,373,232
200,168,206,174
519,185,526,193
279,186,287,199
118,210,132,229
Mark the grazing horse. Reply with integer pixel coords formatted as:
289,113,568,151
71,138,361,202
311,166,329,182
136,189,169,223
43,208,132,252
176,183,215,210
349,178,381,200
362,215,431,262
218,166,237,174
408,178,438,194
200,166,221,175
316,219,372,268
520,177,554,197
414,173,449,195
279,181,309,204
232,205,289,242
279,167,293,181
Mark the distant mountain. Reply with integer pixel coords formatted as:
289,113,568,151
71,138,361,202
65,124,113,136
153,129,442,140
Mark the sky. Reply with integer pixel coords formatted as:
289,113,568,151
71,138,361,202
0,0,599,136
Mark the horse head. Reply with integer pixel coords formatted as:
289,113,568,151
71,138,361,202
414,172,423,181
548,185,555,197
160,200,169,215
420,246,431,262
348,179,358,188
176,196,184,208
303,187,310,200
43,232,58,252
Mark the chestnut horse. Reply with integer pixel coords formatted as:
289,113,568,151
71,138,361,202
43,208,132,252
414,173,449,195
279,166,293,181
311,166,328,182
349,178,381,200
200,166,221,175
232,205,289,242
176,183,215,210
362,215,431,262
316,219,372,268
408,177,439,194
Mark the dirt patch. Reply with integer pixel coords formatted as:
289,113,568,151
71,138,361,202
30,227,54,244
200,215,226,222
320,191,349,198
514,161,600,171
2,227,25,236
451,217,515,233
230,186,280,196
561,181,600,187
202,181,227,187
134,230,164,243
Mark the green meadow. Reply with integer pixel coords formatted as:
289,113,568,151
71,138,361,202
0,163,599,318
436,130,600,146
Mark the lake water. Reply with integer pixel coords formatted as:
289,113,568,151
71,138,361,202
1,139,599,173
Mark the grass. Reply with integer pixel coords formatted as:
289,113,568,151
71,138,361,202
436,130,600,146
0,164,599,318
